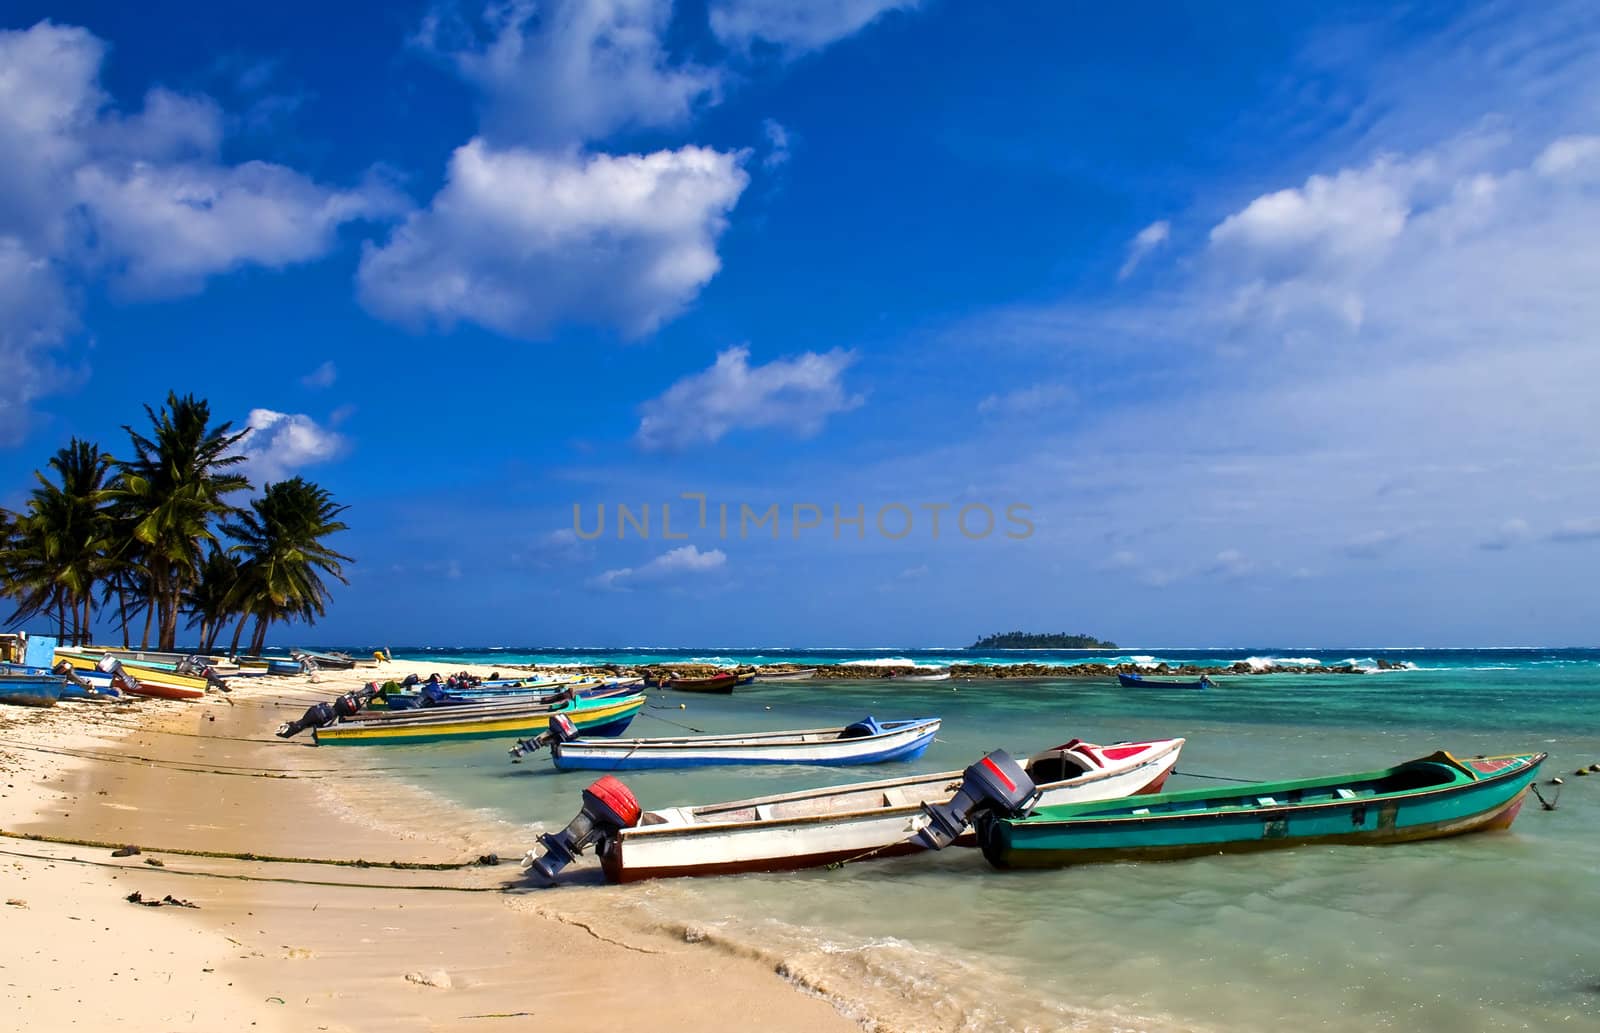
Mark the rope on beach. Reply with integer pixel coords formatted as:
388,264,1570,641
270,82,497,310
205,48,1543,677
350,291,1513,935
0,739,479,778
0,828,489,871
0,846,505,894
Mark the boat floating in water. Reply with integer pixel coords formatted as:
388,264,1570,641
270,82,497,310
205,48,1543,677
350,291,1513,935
528,736,1185,882
1118,673,1213,689
755,667,818,682
665,672,740,694
969,750,1546,868
515,715,941,770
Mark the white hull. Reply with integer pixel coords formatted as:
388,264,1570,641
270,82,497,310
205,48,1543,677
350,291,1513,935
603,737,1185,882
551,718,940,769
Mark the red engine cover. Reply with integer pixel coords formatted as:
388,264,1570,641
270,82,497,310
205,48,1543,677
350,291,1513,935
585,775,642,827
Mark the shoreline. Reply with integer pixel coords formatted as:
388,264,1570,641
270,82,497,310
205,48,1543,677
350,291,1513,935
0,662,865,1032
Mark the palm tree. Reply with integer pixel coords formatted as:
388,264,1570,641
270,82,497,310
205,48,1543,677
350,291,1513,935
225,478,352,654
2,439,114,644
115,394,250,651
185,546,244,653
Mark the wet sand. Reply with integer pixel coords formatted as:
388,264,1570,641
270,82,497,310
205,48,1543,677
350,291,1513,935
0,661,863,1031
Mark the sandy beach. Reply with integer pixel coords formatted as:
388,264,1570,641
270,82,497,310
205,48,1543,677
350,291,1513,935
0,661,862,1032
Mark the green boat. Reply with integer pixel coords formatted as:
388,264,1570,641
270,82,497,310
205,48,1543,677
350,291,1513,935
976,750,1546,868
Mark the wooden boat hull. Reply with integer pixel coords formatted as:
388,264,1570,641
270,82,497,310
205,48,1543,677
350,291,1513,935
668,674,739,693
0,675,65,707
551,717,941,771
1118,673,1208,689
601,737,1185,882
978,751,1545,868
313,695,645,746
755,668,818,682
53,651,209,700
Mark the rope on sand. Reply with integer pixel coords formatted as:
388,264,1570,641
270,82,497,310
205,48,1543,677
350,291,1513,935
0,828,489,871
0,846,505,893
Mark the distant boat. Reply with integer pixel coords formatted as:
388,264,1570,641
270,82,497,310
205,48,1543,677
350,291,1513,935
557,736,1185,882
294,650,358,671
0,673,65,707
895,670,951,682
541,716,942,771
311,693,646,746
756,667,818,682
667,672,740,694
975,750,1546,869
1118,673,1212,689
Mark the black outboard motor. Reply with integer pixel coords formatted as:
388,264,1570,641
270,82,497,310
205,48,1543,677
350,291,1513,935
508,713,580,761
275,685,378,738
95,656,143,695
526,776,641,881
915,750,1040,850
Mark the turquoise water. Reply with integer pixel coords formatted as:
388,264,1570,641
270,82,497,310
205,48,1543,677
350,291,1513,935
377,651,1600,1032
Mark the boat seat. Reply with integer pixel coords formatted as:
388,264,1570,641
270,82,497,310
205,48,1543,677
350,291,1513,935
754,804,777,821
1255,796,1279,806
881,789,911,808
1335,788,1357,800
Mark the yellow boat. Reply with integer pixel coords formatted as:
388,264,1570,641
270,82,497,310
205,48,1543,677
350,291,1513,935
311,693,646,746
53,650,211,700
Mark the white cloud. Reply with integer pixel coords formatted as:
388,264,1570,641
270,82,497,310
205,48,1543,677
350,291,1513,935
593,544,727,590
710,0,920,54
977,383,1072,416
762,118,791,169
301,360,338,389
1533,135,1600,178
358,139,748,340
1549,518,1600,543
1205,548,1255,580
1479,518,1531,551
236,408,347,484
635,345,862,451
1118,220,1170,280
1339,528,1412,559
0,21,400,435
418,0,719,147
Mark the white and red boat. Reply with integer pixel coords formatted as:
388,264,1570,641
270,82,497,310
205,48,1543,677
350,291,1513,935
587,736,1184,882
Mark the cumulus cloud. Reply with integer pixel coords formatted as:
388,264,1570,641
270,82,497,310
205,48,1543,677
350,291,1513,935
358,140,748,339
635,345,862,451
1118,220,1170,280
235,408,347,484
417,0,719,147
0,20,400,435
593,544,727,590
710,0,920,54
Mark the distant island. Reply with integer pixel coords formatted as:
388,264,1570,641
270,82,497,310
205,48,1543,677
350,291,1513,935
970,632,1118,650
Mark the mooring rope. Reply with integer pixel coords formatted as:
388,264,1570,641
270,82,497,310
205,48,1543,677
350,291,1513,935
0,827,489,870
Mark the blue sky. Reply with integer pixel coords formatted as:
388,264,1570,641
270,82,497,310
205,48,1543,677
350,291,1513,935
3,1,1599,646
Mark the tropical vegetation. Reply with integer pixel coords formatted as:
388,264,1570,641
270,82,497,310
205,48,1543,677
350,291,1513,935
0,393,351,653
970,632,1118,650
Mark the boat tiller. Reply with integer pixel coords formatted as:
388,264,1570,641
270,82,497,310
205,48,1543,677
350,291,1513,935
525,776,641,880
915,750,1040,849
507,713,580,760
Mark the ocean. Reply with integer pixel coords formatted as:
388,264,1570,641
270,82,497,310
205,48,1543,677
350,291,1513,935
368,648,1600,1032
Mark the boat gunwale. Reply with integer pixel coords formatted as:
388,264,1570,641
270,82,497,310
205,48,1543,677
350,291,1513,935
554,717,941,752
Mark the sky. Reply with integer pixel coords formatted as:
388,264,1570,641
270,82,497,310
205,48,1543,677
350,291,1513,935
3,0,1599,647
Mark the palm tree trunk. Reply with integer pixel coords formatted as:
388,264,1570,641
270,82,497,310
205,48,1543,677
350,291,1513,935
228,613,250,656
140,595,154,649
249,613,270,655
115,581,130,649
80,594,92,646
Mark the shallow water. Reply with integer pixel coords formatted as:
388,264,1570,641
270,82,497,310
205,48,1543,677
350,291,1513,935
378,651,1600,1032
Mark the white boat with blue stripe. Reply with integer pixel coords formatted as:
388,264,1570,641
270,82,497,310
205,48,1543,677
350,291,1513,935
527,715,941,770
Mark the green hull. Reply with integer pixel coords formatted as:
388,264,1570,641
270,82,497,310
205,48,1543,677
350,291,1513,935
979,751,1545,868
313,694,643,746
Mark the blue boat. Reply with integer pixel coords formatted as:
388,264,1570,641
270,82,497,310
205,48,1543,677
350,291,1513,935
1,663,120,701
0,674,66,707
539,716,943,771
1118,673,1212,689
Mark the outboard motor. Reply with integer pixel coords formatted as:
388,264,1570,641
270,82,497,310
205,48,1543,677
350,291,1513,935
508,713,580,761
53,660,103,695
525,776,641,881
95,656,144,696
915,750,1040,850
276,685,377,738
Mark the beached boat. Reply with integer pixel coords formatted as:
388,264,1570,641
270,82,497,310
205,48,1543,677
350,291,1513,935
543,716,942,771
756,667,818,682
53,651,209,700
1,663,121,701
294,649,358,670
667,672,739,694
0,673,66,707
1118,673,1213,689
312,693,646,746
975,750,1546,868
566,736,1184,882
